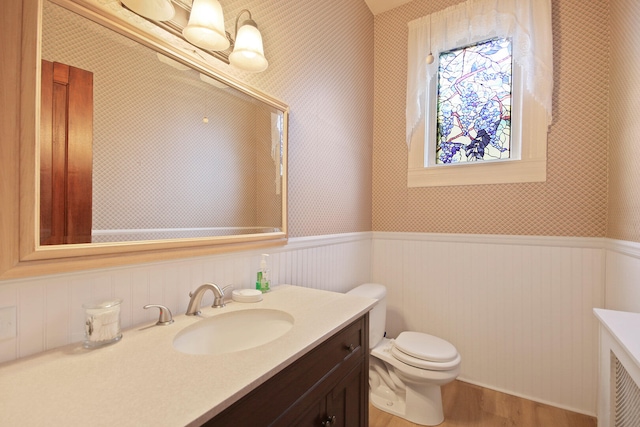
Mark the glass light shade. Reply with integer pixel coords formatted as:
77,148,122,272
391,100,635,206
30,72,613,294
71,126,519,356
121,0,175,21
182,0,230,51
229,23,268,72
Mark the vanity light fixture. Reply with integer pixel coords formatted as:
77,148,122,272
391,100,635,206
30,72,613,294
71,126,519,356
228,10,268,73
121,0,175,21
121,0,268,73
182,0,230,51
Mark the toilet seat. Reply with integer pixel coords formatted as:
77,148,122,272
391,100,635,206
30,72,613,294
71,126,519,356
391,332,460,371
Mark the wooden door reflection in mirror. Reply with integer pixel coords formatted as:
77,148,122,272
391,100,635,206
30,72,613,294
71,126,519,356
40,59,93,245
0,0,288,280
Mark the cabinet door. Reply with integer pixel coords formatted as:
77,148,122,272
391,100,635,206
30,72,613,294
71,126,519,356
326,364,366,427
289,363,366,427
288,398,325,426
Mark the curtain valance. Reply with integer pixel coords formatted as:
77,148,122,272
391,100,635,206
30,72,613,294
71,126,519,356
406,0,553,148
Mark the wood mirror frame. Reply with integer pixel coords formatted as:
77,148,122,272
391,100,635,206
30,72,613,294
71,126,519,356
0,0,288,279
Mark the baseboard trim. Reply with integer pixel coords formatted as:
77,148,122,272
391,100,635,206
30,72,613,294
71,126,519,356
456,377,597,418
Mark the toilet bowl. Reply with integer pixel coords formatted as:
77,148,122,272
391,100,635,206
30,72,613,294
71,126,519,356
346,283,461,426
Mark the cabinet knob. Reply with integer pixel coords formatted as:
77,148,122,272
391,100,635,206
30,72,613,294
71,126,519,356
346,343,355,352
321,415,336,426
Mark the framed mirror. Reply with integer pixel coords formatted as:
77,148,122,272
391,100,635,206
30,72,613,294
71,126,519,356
3,0,288,278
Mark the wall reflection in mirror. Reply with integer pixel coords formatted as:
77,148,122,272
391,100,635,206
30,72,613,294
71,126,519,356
40,0,286,245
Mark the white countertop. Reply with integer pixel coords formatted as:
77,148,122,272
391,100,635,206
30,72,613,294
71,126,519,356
593,308,640,369
0,285,376,426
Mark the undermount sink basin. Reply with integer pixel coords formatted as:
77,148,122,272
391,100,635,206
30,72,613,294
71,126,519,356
173,309,294,355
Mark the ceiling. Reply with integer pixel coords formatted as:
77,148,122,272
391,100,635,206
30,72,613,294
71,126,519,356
364,0,412,15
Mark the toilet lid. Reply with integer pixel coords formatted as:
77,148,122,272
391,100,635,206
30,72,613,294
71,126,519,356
391,345,461,371
394,331,458,363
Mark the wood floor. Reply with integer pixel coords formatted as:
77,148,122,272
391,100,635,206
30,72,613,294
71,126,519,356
369,380,597,427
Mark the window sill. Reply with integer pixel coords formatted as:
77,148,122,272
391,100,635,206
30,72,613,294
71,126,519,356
407,158,546,187
407,87,548,188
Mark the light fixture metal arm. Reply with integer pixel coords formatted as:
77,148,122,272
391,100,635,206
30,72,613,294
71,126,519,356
234,9,256,38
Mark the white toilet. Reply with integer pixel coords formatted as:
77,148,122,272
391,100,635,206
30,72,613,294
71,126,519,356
347,283,461,426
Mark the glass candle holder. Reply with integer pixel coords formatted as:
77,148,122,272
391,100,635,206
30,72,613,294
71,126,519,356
82,298,123,348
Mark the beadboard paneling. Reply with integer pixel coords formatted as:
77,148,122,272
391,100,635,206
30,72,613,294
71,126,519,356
371,232,605,416
4,232,639,418
604,239,640,313
0,233,372,363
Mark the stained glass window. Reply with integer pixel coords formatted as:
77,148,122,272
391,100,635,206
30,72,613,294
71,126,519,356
436,38,513,164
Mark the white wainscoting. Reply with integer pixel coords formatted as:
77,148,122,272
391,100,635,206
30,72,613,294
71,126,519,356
371,232,606,416
4,232,640,417
0,233,372,363
604,239,640,313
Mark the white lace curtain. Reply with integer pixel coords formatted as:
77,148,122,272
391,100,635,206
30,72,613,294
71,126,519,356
406,0,553,148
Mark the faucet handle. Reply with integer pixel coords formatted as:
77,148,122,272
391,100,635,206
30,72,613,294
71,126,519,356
143,304,174,326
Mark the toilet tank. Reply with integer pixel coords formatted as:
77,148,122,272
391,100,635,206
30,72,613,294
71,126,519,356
346,283,387,348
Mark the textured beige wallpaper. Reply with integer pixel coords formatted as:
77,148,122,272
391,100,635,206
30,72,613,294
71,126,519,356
608,0,640,241
220,0,375,237
373,0,609,237
43,1,265,234
43,0,375,239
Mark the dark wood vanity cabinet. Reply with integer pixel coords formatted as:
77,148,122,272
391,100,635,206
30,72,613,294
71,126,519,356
204,314,369,427
288,362,366,427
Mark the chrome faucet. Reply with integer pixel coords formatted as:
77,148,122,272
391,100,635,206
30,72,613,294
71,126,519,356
185,283,233,315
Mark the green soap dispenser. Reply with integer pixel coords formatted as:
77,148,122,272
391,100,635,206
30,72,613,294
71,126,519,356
256,254,271,293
